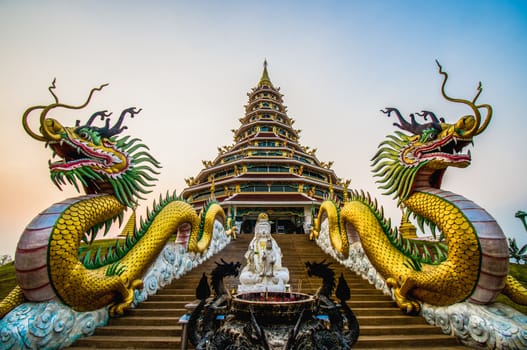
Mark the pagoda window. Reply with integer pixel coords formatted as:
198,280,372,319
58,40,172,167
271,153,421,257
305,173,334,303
270,184,298,192
287,184,298,192
254,183,268,192
270,184,281,192
292,155,315,165
260,125,272,132
240,184,251,192
257,141,275,147
262,102,270,109
194,191,213,201
253,150,285,157
263,114,271,119
247,165,289,173
269,165,289,172
223,154,242,162
304,170,326,181
247,165,264,173
240,183,267,192
215,168,235,179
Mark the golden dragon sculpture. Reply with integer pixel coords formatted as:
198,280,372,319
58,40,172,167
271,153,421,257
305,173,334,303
0,81,229,319
313,62,527,314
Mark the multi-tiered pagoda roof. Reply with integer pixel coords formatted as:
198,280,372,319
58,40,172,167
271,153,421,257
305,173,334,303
181,61,350,234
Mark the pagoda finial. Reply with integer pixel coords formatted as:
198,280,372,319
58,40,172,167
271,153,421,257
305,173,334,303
258,59,273,87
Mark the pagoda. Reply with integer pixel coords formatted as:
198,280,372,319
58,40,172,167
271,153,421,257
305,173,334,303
181,61,350,234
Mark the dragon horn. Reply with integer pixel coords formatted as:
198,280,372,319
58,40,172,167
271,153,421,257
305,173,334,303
416,111,441,124
436,60,492,137
104,107,142,137
382,108,423,135
22,80,108,142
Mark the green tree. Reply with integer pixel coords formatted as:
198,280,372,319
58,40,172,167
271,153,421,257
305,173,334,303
513,211,527,264
0,255,12,266
508,238,527,264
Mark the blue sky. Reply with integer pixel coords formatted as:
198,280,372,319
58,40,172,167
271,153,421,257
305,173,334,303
1,0,526,256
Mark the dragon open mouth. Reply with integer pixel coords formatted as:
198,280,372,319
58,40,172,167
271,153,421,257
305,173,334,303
416,135,472,164
48,139,118,172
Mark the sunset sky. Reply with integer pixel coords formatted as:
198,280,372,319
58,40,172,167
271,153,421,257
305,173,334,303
1,0,526,256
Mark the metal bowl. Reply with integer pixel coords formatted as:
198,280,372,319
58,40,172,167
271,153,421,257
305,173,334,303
232,292,315,324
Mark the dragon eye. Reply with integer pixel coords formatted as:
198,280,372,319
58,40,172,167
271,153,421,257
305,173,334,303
77,128,102,145
420,129,438,143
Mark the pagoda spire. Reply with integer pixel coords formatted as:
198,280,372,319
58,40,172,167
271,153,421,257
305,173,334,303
258,59,273,87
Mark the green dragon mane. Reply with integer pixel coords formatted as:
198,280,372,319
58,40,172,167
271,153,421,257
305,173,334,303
371,131,428,204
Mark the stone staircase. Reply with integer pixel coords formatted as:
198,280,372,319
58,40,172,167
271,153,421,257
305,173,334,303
69,234,467,349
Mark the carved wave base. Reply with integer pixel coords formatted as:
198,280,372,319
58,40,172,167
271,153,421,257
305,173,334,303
0,220,231,350
314,221,527,350
422,302,527,349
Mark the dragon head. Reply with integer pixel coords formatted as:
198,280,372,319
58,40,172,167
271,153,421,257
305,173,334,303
22,80,160,207
372,62,492,203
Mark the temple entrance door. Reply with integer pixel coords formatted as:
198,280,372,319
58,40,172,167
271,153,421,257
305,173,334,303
236,208,305,234
240,219,255,234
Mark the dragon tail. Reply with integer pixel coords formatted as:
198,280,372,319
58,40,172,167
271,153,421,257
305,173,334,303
339,300,360,348
0,286,26,318
502,275,527,305
187,298,208,348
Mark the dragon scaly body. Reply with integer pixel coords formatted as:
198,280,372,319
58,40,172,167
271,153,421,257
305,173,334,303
314,62,527,314
0,81,226,318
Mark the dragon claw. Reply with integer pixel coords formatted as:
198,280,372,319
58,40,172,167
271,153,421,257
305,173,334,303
130,279,144,290
392,287,421,315
386,277,421,315
108,278,144,317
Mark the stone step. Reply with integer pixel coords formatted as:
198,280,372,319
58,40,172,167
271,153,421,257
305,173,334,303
354,348,467,350
106,316,180,326
73,336,179,349
125,308,188,316
358,324,451,336
127,306,405,318
146,292,392,305
141,298,396,309
110,314,438,326
351,315,436,326
68,235,467,349
95,325,182,337
352,334,463,348
73,333,464,350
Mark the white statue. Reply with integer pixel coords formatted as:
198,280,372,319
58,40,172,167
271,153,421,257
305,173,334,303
238,213,289,293
261,238,275,277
